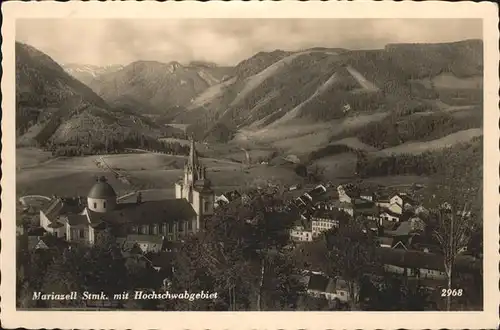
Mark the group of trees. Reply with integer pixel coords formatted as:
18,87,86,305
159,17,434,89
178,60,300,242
308,144,354,162
166,191,305,311
356,151,441,177
17,230,161,309
355,136,482,178
355,112,482,150
294,163,326,183
424,135,483,311
45,132,192,158
293,217,442,311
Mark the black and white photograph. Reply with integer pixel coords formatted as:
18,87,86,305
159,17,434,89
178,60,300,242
1,1,498,329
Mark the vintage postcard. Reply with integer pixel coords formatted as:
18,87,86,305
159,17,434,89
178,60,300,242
1,1,498,329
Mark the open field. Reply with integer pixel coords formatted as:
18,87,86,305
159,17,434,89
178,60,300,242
272,129,333,156
330,137,378,152
431,73,482,89
224,149,277,164
16,148,303,200
126,163,303,192
101,152,242,171
17,167,132,198
102,153,187,171
16,148,54,169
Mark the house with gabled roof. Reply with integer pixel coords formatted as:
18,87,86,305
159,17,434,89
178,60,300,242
379,209,401,222
388,193,417,215
306,273,359,304
337,184,359,204
304,184,327,203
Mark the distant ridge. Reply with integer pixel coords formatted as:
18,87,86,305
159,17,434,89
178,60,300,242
16,42,164,146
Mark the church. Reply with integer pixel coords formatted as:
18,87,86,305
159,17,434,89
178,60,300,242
39,139,215,251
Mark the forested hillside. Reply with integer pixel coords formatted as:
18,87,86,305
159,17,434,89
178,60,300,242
180,40,482,145
15,42,167,149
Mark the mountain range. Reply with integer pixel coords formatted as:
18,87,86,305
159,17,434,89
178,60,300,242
16,42,166,147
61,63,124,86
87,60,233,114
16,40,483,163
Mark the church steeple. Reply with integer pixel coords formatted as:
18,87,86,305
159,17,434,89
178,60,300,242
188,137,198,171
174,135,214,231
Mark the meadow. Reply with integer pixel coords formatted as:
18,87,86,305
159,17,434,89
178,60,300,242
16,147,303,201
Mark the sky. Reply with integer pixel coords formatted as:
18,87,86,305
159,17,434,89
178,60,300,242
16,19,482,67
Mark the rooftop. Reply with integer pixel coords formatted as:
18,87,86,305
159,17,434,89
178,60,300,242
87,199,197,225
307,274,330,292
42,197,85,220
88,176,117,199
312,208,347,221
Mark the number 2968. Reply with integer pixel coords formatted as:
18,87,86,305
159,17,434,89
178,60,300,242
441,289,463,297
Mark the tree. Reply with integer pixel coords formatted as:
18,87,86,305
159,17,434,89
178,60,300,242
426,140,482,311
323,220,381,310
41,247,89,308
307,164,325,183
168,190,299,311
431,208,473,311
294,164,308,178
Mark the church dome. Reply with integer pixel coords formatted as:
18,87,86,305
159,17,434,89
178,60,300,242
88,176,117,199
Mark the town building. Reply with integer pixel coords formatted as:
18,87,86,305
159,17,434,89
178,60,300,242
378,249,448,280
311,206,349,237
337,184,357,204
39,139,214,247
379,209,401,222
214,190,241,208
387,193,416,215
305,272,358,304
290,216,313,242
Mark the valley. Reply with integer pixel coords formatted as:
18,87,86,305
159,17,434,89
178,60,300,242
15,39,483,206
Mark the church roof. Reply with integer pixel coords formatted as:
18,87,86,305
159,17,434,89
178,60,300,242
88,176,117,199
67,214,89,226
87,199,197,225
42,197,85,221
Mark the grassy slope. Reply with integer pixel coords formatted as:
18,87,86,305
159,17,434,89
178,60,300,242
17,150,303,199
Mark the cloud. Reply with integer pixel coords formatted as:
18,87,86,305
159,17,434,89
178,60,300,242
16,18,482,67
